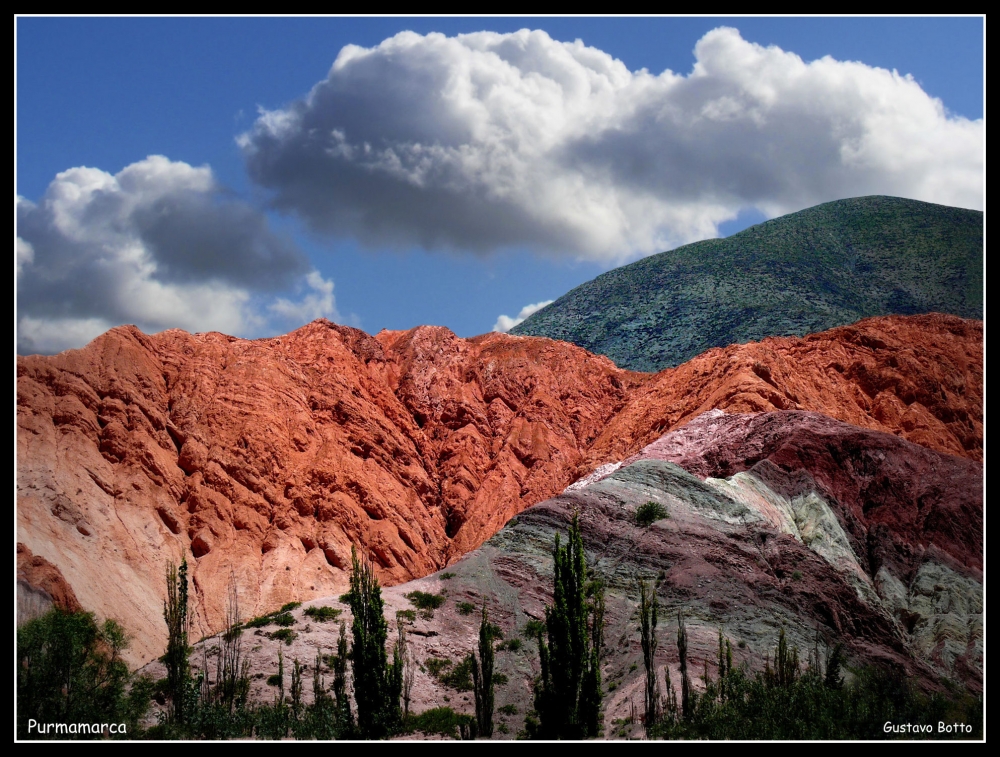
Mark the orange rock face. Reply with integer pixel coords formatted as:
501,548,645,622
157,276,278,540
16,321,639,663
16,313,981,664
586,313,983,469
17,543,82,624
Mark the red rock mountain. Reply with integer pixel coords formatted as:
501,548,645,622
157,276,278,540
16,313,982,664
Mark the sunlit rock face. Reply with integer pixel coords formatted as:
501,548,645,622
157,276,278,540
16,313,981,666
136,408,980,736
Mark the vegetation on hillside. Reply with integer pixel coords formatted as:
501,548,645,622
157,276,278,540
15,530,982,740
512,196,983,371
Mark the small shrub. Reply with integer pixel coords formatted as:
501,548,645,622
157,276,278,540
266,673,282,687
498,704,518,716
396,609,417,623
522,619,546,639
497,722,510,734
440,657,474,691
499,638,523,653
493,672,509,686
608,681,618,691
457,601,476,616
508,517,519,527
440,572,456,580
635,501,668,527
267,628,297,645
303,606,342,622
244,614,276,629
426,658,453,678
406,591,446,619
338,592,352,604
402,707,476,739
629,663,638,673
792,570,803,581
243,604,298,630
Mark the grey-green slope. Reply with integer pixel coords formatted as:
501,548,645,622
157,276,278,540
511,196,982,372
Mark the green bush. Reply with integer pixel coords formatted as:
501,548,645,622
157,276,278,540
457,601,476,616
440,657,474,692
280,602,302,612
244,614,275,629
267,628,298,645
425,658,453,678
499,638,523,653
405,591,446,611
304,606,342,622
396,609,417,623
498,704,518,716
17,608,152,739
271,612,296,627
402,707,477,739
405,591,446,620
244,608,295,629
635,501,668,527
440,572,456,580
522,619,546,639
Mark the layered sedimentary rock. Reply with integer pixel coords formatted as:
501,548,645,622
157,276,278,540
585,313,982,467
576,410,982,689
16,314,982,664
149,410,981,738
16,321,640,663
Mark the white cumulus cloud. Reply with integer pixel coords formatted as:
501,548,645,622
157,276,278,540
17,155,339,355
268,270,340,324
239,27,983,262
493,300,554,333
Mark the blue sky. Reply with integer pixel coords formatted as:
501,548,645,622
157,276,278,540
15,17,984,354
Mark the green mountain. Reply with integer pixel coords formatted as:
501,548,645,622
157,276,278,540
511,196,983,373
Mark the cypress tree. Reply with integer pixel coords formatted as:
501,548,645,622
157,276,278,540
470,605,496,737
531,513,605,739
332,621,355,736
677,611,691,720
639,580,661,735
825,643,845,690
305,645,336,739
347,546,401,739
163,559,191,724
